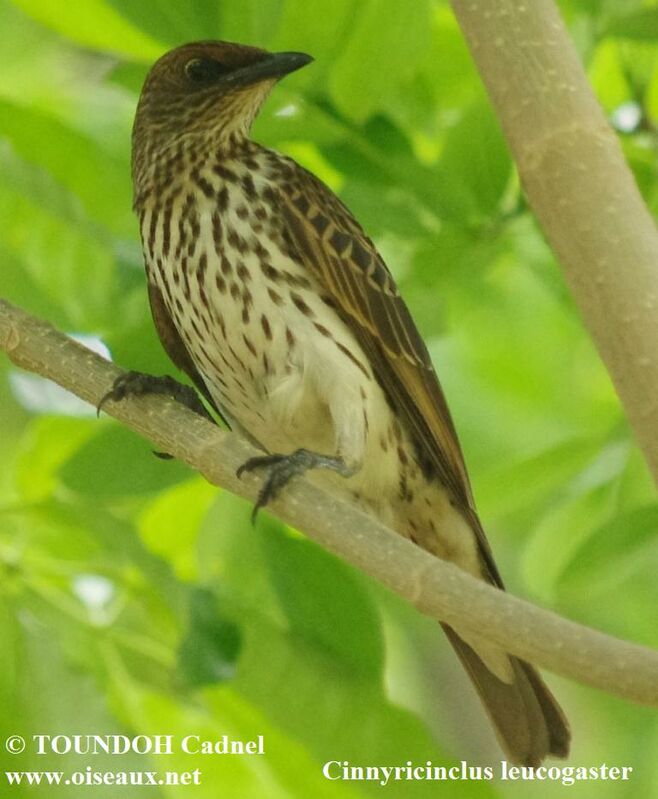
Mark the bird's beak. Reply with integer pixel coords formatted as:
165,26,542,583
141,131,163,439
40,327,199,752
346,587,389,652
222,51,313,89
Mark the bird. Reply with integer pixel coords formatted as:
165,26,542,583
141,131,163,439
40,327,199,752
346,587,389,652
113,39,571,765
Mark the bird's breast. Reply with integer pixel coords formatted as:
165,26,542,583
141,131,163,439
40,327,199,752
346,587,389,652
139,152,373,454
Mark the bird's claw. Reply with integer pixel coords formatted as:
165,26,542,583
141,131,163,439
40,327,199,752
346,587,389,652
97,370,212,421
237,448,354,522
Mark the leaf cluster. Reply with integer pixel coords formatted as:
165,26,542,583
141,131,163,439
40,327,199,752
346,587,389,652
1,1,657,796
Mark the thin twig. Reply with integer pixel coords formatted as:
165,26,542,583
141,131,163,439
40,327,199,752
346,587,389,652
1,297,657,706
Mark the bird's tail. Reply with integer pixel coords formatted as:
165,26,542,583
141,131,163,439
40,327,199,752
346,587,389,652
441,624,570,766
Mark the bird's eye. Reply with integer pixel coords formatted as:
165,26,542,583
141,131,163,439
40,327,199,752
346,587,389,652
184,57,231,83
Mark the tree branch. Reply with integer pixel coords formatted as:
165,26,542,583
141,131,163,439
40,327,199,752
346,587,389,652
1,297,657,706
451,0,658,485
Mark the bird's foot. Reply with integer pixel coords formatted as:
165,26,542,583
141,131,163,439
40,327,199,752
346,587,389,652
97,370,212,421
97,371,214,459
237,448,355,520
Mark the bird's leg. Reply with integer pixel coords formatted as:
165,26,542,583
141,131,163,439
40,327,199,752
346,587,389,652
98,371,214,455
97,370,213,422
237,448,356,520
97,371,215,459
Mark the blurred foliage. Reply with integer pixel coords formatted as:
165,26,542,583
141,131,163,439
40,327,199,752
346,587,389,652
1,1,657,797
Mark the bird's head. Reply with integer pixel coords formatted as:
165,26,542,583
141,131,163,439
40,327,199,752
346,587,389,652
132,40,312,179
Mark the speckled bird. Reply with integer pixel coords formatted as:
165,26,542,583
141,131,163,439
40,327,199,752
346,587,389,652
125,40,570,765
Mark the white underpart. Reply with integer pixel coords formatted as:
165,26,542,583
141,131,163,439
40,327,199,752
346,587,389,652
185,159,399,498
141,148,512,683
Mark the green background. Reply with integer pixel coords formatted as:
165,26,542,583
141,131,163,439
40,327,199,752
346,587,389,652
1,0,657,796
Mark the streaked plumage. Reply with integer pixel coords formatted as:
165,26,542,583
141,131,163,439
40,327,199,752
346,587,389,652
131,41,570,765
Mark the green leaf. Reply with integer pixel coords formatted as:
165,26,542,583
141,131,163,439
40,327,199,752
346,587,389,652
559,504,658,594
0,594,23,717
0,143,90,231
520,446,628,600
216,0,284,45
106,0,220,45
588,40,632,110
107,61,149,95
261,522,385,679
0,152,117,328
228,611,487,799
177,587,241,686
605,9,658,40
330,0,432,122
647,58,658,121
199,492,385,678
0,604,146,785
271,0,355,68
255,88,357,151
9,0,164,59
2,0,656,783
477,437,607,522
109,680,362,799
0,100,133,237
417,6,478,110
16,417,98,502
139,478,218,581
193,494,495,796
434,101,512,224
59,425,192,498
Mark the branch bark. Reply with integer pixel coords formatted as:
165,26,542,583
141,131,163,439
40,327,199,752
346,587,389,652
1,297,657,707
451,0,658,484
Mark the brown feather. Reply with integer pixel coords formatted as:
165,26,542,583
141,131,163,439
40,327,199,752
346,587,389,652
442,625,570,765
278,162,570,762
147,281,227,422
278,167,496,564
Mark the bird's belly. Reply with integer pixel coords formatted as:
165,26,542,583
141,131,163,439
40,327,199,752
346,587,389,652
142,163,387,476
146,193,481,579
150,210,370,457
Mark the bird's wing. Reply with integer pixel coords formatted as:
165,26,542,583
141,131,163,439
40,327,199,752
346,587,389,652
278,165,502,586
147,281,228,423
